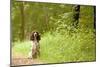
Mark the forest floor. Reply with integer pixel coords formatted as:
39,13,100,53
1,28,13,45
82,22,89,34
11,58,43,66
11,53,44,66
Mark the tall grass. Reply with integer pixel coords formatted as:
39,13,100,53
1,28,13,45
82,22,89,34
12,29,96,63
39,29,96,63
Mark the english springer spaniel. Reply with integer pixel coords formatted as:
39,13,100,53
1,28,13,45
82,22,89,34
28,31,41,59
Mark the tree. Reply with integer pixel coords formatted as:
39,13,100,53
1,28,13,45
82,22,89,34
72,5,80,28
19,2,25,41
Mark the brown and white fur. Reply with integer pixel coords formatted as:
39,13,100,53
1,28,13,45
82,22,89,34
28,32,41,59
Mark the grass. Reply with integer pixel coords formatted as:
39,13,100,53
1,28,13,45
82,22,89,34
12,29,96,63
12,41,32,57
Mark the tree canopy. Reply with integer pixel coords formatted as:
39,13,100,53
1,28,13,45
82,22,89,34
11,1,95,41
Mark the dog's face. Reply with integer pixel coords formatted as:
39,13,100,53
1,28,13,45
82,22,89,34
34,32,38,37
30,32,41,41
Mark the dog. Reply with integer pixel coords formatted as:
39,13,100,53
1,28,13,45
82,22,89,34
28,31,41,59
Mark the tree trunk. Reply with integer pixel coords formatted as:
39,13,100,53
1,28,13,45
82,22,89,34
20,2,25,41
72,5,80,28
43,7,49,31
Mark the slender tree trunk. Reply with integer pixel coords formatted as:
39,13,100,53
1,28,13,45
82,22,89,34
94,6,96,29
72,5,80,28
44,7,49,31
45,12,49,31
20,2,25,41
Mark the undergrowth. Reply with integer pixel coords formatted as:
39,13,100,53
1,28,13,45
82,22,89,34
12,29,96,63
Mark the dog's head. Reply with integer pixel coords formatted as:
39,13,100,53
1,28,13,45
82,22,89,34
30,31,41,41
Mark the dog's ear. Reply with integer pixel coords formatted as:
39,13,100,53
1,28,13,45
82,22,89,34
30,32,35,41
37,32,41,41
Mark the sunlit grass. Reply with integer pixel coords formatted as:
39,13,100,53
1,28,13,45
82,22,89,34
12,41,32,57
39,30,96,63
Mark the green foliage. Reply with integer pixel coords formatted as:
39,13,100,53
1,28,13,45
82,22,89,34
51,12,73,32
39,30,95,63
12,41,32,57
12,29,95,63
11,1,95,41
79,6,94,29
11,1,73,41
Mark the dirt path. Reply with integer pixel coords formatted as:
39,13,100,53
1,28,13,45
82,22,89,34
11,50,44,66
11,52,44,66
11,58,43,66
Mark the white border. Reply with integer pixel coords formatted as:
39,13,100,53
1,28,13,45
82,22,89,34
18,0,96,5
0,0,10,67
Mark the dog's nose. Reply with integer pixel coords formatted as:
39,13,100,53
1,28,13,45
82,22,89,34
34,32,37,36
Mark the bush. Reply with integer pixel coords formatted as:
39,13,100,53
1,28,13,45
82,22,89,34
39,30,96,63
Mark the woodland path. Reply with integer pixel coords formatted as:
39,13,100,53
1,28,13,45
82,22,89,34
11,58,43,66
11,53,44,66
